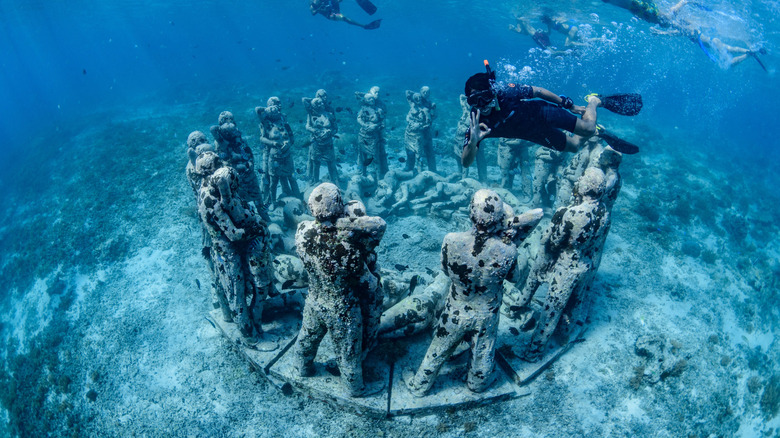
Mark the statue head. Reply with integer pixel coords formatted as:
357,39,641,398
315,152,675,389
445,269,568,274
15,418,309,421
187,130,208,149
308,182,344,222
217,111,234,126
420,86,431,100
213,166,240,193
598,147,622,169
470,189,505,232
195,151,221,177
363,93,376,106
574,167,606,200
219,122,240,141
311,97,325,112
315,89,328,101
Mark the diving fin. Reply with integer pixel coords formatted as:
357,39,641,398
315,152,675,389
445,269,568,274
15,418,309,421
363,19,382,30
749,52,768,72
586,93,643,116
356,0,378,15
597,126,640,155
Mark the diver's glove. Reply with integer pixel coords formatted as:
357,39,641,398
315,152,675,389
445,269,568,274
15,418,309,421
558,95,574,110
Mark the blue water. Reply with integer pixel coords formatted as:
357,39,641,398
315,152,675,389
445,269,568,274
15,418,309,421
1,0,777,164
1,0,779,436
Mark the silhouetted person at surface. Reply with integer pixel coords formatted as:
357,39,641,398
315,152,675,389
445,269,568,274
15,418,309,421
310,0,381,30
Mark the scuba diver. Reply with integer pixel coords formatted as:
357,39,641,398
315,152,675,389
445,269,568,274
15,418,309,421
462,60,642,169
310,0,382,30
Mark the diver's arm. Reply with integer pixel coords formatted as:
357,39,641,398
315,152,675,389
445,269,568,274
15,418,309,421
462,109,490,168
531,86,567,105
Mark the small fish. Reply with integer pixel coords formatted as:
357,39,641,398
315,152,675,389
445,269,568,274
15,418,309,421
398,157,406,163
434,130,439,138
395,264,409,272
195,279,201,290
409,275,419,295
82,69,87,75
282,279,296,290
273,259,281,265
275,59,281,62
335,106,344,112
363,157,374,166
281,66,290,71
425,267,436,276
402,233,410,239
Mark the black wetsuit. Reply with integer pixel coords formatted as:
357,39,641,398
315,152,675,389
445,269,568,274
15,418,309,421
463,84,578,152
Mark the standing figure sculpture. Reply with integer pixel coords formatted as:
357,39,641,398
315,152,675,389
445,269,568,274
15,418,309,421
531,145,565,209
197,152,274,341
256,97,301,205
519,167,612,361
404,91,434,173
497,138,532,196
303,94,341,186
355,87,388,180
407,190,522,396
293,183,386,397
210,112,266,219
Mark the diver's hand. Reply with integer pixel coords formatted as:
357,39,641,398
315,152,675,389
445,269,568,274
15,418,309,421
469,109,491,143
462,110,490,168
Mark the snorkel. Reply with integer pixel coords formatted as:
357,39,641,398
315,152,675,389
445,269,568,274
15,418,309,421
483,59,500,111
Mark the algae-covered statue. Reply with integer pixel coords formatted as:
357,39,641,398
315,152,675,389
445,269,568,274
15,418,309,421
497,138,532,197
186,130,215,198
531,144,565,209
519,167,612,361
303,91,341,187
404,90,435,173
256,97,300,205
210,112,265,216
407,189,541,396
292,183,386,397
355,88,388,180
196,151,274,341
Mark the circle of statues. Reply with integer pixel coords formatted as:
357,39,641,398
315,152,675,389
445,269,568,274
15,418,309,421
185,84,624,400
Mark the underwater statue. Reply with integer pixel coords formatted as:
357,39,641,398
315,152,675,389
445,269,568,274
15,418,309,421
187,130,221,312
454,94,487,182
256,97,301,206
210,112,266,219
406,189,542,396
355,88,388,181
303,91,341,187
292,183,386,397
186,130,215,198
196,152,274,341
518,166,612,361
404,89,435,173
531,144,565,209
497,138,532,197
554,137,600,209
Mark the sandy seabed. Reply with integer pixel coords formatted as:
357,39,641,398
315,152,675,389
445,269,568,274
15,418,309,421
1,86,778,437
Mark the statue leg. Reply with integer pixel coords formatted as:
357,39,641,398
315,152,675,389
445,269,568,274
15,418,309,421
467,313,500,393
294,301,327,377
329,305,365,397
526,265,584,360
408,313,465,396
